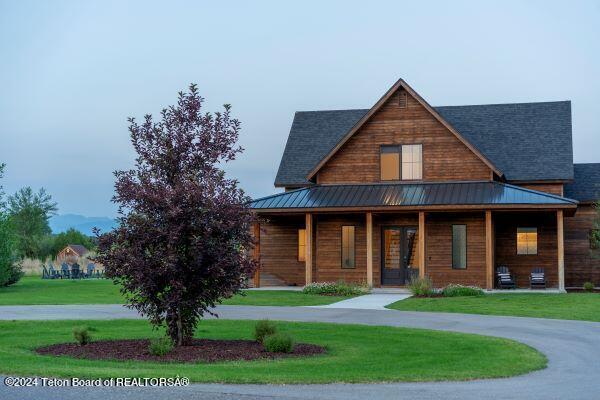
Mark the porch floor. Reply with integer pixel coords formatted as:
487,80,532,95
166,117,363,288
487,288,564,294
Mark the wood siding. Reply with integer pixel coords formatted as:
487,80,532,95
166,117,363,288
315,215,367,284
564,205,600,287
515,183,564,196
316,89,492,184
494,212,558,288
425,213,487,288
259,216,306,286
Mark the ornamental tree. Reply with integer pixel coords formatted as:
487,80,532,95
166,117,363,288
95,85,257,346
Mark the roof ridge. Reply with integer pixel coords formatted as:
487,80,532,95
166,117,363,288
434,100,570,108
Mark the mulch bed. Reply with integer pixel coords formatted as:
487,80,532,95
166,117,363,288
36,339,325,363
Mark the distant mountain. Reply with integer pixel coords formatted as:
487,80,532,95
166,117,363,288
49,214,117,236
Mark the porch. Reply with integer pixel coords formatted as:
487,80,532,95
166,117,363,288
250,181,577,291
253,210,568,290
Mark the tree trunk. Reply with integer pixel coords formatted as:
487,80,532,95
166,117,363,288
176,310,183,347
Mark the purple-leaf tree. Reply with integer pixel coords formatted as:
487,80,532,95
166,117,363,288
95,84,257,346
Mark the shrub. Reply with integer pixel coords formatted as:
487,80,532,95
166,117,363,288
263,333,294,353
442,284,484,297
0,217,22,287
302,281,369,296
583,282,594,292
149,337,174,356
72,326,92,345
254,319,277,343
408,275,435,297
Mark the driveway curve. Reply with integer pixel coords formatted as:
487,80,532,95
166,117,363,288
1,304,599,400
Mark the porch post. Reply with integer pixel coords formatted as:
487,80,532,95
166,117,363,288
418,212,426,279
366,212,373,287
305,213,313,285
252,222,260,288
485,210,493,290
557,210,565,291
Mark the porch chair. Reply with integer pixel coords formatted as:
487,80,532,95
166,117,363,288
530,267,546,289
48,263,60,279
71,263,81,279
61,262,70,279
495,265,516,289
85,263,95,278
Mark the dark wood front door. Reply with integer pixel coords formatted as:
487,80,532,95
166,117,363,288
381,226,418,286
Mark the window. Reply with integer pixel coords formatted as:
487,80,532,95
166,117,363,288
517,227,538,255
380,146,400,181
341,226,355,269
452,225,467,269
298,229,306,261
402,144,422,180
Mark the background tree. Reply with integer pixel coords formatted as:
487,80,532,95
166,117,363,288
7,187,57,258
95,84,257,346
591,201,600,252
0,164,22,287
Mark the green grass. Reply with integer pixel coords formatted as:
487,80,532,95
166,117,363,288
0,277,350,306
387,293,600,322
0,319,546,383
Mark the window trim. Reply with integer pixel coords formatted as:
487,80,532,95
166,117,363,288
341,225,356,269
451,224,467,269
517,227,538,255
298,229,306,262
401,144,423,181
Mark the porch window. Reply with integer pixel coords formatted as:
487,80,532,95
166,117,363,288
298,229,306,261
401,144,422,180
341,225,355,269
517,227,538,255
452,225,467,269
380,146,400,181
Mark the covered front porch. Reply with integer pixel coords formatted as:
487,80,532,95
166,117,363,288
250,182,578,291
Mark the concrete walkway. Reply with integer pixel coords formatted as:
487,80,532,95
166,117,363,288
1,304,599,400
308,293,411,309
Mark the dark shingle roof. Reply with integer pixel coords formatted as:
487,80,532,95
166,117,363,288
68,244,89,256
251,181,577,210
275,109,368,186
274,101,573,186
564,163,600,202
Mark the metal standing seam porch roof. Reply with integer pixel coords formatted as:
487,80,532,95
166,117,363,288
250,181,578,211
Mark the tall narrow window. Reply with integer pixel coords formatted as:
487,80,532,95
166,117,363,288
402,144,422,180
341,226,355,269
452,225,467,269
517,227,538,255
298,229,306,261
380,146,400,181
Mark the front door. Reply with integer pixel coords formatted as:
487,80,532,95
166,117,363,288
381,226,418,286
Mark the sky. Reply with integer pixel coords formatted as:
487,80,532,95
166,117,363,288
0,0,599,217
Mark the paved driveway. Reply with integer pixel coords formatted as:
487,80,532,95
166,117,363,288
1,304,599,400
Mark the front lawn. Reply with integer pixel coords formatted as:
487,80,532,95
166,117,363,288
0,319,546,383
0,277,350,306
387,293,600,322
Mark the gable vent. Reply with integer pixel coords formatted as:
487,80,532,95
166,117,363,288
399,91,407,108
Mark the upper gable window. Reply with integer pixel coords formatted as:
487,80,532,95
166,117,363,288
380,146,400,181
401,144,422,180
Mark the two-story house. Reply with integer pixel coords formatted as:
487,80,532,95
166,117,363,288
249,79,600,290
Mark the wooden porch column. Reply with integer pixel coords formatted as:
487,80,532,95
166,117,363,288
418,212,426,279
305,213,313,285
557,210,565,291
252,222,260,288
485,210,493,290
366,212,373,287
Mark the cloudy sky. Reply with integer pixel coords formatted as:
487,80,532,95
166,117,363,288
1,0,599,217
